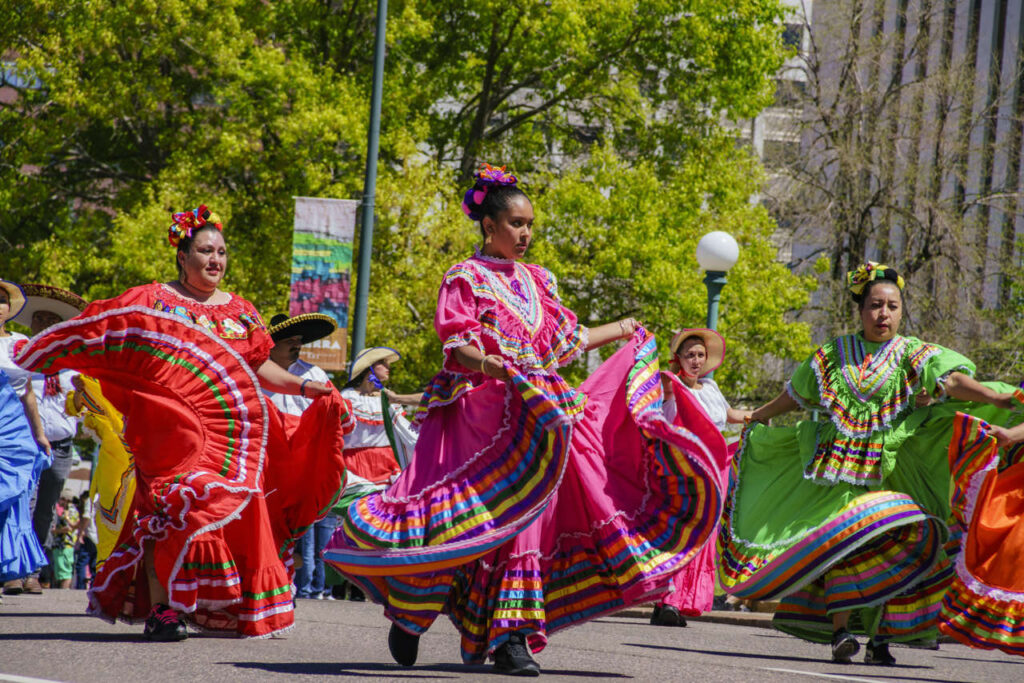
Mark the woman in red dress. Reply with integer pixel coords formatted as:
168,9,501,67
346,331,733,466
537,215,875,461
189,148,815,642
15,207,349,640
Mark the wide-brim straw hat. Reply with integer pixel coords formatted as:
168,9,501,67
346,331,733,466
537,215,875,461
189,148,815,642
267,313,337,344
349,346,401,381
669,328,726,377
0,279,27,322
10,283,85,326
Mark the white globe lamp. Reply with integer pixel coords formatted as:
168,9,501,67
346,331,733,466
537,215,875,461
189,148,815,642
695,231,740,343
696,231,740,273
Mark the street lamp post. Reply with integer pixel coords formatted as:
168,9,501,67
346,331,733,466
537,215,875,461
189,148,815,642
695,231,739,378
350,0,389,362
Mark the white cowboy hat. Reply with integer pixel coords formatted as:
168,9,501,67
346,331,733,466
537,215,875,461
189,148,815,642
0,279,27,322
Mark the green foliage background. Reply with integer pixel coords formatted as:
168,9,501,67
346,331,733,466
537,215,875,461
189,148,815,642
1,0,813,398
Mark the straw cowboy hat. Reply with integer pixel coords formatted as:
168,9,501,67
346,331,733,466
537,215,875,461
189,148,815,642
349,346,401,382
0,279,27,321
267,313,337,344
669,328,726,377
10,283,85,326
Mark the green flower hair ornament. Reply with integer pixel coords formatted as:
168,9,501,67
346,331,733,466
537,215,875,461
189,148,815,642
847,261,905,296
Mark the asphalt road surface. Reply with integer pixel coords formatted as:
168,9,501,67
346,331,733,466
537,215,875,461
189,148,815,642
1,590,1022,682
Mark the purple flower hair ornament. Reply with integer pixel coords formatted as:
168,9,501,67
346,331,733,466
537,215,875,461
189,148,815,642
462,163,518,221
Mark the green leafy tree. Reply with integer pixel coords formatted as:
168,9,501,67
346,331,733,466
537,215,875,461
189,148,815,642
2,0,812,398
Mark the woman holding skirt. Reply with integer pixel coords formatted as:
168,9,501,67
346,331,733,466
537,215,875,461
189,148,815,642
14,207,349,640
719,262,1020,665
324,165,726,676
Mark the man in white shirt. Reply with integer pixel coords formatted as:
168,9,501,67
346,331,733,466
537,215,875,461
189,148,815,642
262,312,338,600
11,284,86,594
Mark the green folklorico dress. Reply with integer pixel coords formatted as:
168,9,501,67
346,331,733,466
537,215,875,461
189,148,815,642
719,333,1022,645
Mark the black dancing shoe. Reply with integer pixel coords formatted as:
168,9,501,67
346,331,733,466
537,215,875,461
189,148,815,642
651,603,685,627
864,640,896,665
388,622,420,667
830,628,859,663
493,631,540,677
143,603,188,642
348,584,366,602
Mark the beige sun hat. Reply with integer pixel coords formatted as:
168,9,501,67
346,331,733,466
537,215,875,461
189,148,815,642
349,346,401,381
0,279,27,322
10,283,87,326
669,328,726,377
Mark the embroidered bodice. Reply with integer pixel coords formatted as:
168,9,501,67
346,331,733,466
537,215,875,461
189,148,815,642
422,254,588,421
787,333,973,486
81,282,273,370
436,254,587,376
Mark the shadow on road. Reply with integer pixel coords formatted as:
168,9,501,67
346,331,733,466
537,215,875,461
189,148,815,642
625,642,936,673
0,632,142,643
231,661,631,678
0,612,93,618
933,654,1024,666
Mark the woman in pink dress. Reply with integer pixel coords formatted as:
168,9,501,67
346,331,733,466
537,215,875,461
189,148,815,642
325,165,727,676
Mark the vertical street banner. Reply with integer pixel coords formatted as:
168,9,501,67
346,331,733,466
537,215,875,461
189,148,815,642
290,197,358,372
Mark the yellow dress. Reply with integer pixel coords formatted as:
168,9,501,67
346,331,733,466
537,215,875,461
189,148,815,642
66,376,135,568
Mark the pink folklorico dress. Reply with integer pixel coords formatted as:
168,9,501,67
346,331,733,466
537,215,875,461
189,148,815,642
324,252,727,663
660,376,736,616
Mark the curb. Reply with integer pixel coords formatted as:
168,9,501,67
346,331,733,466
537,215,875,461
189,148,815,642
612,607,777,631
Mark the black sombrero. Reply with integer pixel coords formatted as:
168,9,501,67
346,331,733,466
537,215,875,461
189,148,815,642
267,313,337,344
11,283,87,326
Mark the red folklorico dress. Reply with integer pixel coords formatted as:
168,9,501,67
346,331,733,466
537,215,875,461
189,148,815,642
15,282,350,637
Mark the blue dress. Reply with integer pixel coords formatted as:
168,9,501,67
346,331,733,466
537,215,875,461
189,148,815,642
0,368,50,581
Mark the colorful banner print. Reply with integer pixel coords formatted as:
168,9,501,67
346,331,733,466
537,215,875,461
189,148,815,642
290,197,358,372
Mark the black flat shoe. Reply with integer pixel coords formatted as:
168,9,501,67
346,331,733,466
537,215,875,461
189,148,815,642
652,604,683,626
831,628,859,663
388,622,419,667
864,640,896,665
143,603,188,642
493,631,540,677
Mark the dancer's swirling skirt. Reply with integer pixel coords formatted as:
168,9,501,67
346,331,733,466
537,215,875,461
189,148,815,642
15,307,347,637
940,413,1024,656
325,332,725,662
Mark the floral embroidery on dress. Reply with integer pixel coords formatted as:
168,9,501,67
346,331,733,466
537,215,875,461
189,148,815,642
151,297,263,341
473,262,543,336
811,334,939,438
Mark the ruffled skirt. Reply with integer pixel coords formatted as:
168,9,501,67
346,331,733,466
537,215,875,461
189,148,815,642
0,372,49,581
325,332,725,662
15,307,347,637
722,388,1024,645
940,412,1024,656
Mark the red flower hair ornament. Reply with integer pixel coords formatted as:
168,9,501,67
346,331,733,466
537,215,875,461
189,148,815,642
168,205,223,247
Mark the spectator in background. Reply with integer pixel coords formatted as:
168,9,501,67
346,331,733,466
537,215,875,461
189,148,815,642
263,312,345,600
74,490,99,589
49,489,79,589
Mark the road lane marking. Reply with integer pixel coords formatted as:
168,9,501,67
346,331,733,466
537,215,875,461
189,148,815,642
0,675,66,683
762,668,887,682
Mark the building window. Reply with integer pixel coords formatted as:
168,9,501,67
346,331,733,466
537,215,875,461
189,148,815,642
762,139,800,168
782,23,803,50
774,79,806,108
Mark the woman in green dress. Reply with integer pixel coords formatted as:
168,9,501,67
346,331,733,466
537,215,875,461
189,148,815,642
719,262,1020,665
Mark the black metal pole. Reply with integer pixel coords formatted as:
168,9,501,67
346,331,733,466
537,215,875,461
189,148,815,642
350,0,388,363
